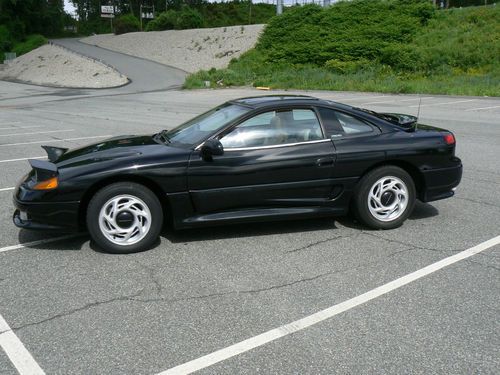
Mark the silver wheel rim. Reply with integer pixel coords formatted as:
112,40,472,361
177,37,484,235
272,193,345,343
368,176,408,222
98,194,152,246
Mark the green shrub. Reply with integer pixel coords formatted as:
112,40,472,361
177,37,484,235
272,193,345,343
0,25,13,53
176,7,204,29
258,1,435,66
145,7,203,31
185,2,500,96
12,34,47,56
114,14,140,35
146,10,178,31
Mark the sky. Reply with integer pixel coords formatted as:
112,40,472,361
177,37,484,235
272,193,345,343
64,0,76,16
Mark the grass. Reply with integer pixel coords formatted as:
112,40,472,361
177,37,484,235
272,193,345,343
1,34,47,62
185,4,500,97
12,34,47,56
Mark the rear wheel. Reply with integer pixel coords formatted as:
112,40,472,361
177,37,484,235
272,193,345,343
87,182,163,253
353,166,416,229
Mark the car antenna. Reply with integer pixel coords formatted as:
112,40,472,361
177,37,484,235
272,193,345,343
414,95,422,131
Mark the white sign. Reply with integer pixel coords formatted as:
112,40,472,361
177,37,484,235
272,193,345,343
101,13,115,18
142,12,154,19
101,5,114,14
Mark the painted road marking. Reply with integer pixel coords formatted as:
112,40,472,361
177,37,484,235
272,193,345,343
0,315,45,375
362,97,434,105
0,135,112,147
0,187,14,192
339,95,388,102
0,122,21,126
0,157,45,164
0,235,80,254
409,99,476,108
158,235,500,375
0,126,41,131
0,129,74,138
465,104,500,111
398,97,434,102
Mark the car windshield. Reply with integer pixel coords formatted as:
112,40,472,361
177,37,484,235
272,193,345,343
162,103,249,146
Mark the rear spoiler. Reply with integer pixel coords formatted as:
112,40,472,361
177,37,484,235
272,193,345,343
380,113,418,131
29,159,58,181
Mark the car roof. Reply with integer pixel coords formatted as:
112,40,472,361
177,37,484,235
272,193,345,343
231,95,321,107
229,95,352,111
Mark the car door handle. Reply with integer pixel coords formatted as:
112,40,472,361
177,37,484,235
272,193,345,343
316,157,334,167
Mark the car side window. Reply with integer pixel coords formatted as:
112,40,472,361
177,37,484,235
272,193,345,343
317,107,374,137
220,109,324,148
336,112,374,134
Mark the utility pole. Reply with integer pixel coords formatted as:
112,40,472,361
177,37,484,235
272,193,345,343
277,0,283,15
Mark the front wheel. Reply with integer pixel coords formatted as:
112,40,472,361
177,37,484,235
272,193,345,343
353,166,416,230
87,182,163,253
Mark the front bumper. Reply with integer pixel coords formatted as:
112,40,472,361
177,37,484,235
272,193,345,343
421,162,463,202
13,197,80,232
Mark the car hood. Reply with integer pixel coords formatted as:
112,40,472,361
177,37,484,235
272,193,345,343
49,134,185,169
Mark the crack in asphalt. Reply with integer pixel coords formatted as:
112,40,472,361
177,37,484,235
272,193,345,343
6,233,480,333
133,260,163,295
454,196,500,209
8,289,144,334
361,231,455,253
284,232,360,254
130,243,419,305
130,272,331,305
465,258,500,272
462,175,500,184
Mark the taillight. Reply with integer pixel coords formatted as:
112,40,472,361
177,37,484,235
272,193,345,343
443,133,455,145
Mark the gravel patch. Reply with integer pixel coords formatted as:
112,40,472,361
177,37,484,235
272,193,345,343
0,44,128,88
81,24,265,73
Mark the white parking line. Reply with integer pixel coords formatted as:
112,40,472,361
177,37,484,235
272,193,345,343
409,99,476,108
158,234,500,375
0,235,80,254
0,235,82,373
0,126,41,131
0,129,74,138
399,97,434,102
0,135,112,147
465,104,500,111
362,97,434,105
0,187,14,192
338,95,388,102
0,157,45,164
0,315,45,375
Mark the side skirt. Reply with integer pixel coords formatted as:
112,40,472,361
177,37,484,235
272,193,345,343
175,206,348,229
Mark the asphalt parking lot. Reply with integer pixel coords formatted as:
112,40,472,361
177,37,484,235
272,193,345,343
0,82,499,374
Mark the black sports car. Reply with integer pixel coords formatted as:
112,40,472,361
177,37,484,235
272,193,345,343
13,95,462,253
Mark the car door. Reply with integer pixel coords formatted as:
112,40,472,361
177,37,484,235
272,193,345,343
187,107,337,214
316,106,386,179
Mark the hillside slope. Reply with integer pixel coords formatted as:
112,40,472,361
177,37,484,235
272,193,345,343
186,3,500,96
0,44,128,88
81,24,264,73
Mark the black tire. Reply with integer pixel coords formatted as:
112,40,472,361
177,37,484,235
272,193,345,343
86,182,163,254
352,166,416,230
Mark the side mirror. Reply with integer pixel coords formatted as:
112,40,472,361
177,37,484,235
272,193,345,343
200,139,224,161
